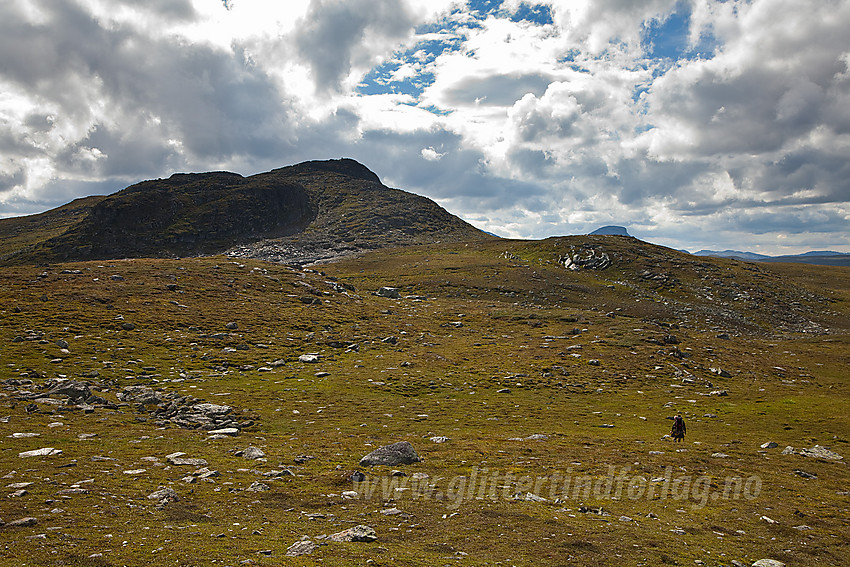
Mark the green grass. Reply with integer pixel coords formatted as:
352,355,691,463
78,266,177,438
1,238,848,566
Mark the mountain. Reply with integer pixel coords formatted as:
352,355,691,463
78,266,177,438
589,225,631,236
0,159,492,266
693,249,850,266
693,249,771,261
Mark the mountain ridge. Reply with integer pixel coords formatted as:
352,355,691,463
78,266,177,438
0,159,491,266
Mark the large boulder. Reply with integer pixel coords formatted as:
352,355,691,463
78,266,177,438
328,525,377,542
359,441,421,467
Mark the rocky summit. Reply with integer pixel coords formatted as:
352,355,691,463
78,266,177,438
0,158,491,266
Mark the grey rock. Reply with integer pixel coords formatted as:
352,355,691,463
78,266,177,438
121,322,136,331
246,481,270,492
285,539,318,556
359,441,422,467
794,469,817,479
192,403,231,416
225,322,238,330
709,390,728,396
47,380,91,401
208,427,240,436
298,354,319,363
5,517,38,528
374,287,400,299
760,441,778,449
19,447,62,458
240,446,266,460
751,560,786,567
147,487,179,504
328,525,377,542
799,445,843,460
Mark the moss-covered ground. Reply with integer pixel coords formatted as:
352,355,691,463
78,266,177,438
1,236,848,566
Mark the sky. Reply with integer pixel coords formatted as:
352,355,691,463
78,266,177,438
1,0,849,255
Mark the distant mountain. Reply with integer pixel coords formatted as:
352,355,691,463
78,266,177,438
693,250,771,261
693,249,850,267
0,158,492,266
589,225,631,236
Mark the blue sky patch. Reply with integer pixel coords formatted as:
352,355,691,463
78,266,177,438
641,1,719,62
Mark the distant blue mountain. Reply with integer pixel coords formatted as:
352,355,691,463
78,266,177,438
589,226,631,236
692,249,850,267
693,250,770,261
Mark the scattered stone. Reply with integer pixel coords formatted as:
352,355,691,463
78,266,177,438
380,507,404,516
760,515,778,524
794,469,817,480
8,490,27,498
123,469,147,475
792,525,812,530
359,441,422,467
285,539,318,556
350,471,366,482
516,492,547,502
341,490,359,499
429,436,449,443
4,517,38,528
299,354,319,363
239,446,266,460
56,488,88,495
121,322,136,331
147,487,179,504
246,482,270,492
752,560,786,567
374,287,400,299
19,448,62,458
711,453,730,459
799,445,843,460
166,453,208,467
9,433,40,438
208,427,240,437
328,525,377,543
7,483,33,489
710,367,732,378
760,442,778,449
525,434,549,441
497,388,511,394
225,322,238,330
709,390,728,396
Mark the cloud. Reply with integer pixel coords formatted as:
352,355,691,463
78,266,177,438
0,0,849,254
292,0,420,93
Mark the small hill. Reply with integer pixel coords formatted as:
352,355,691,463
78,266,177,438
0,159,492,266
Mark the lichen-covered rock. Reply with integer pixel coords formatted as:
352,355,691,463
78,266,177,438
359,441,421,466
328,525,377,542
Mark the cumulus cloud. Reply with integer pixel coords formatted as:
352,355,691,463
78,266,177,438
0,0,848,253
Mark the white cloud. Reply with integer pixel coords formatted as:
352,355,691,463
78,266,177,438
0,0,848,254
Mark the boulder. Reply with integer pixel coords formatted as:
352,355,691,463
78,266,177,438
19,447,62,458
328,525,377,542
799,445,843,460
240,446,266,460
374,287,400,299
359,441,422,467
147,487,179,504
286,539,318,556
47,380,91,401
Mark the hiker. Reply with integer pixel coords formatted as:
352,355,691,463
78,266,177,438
671,414,686,442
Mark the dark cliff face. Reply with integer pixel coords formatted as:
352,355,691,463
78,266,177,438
41,174,315,261
0,159,491,265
